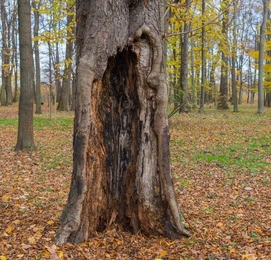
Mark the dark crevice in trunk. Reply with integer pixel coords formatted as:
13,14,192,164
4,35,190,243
99,47,140,233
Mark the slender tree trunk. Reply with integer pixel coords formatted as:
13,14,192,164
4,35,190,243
179,0,190,113
15,0,36,151
48,42,53,120
55,38,61,103
1,0,7,106
200,0,205,111
33,1,42,114
217,0,229,110
258,0,269,113
238,55,243,105
12,1,18,103
191,35,195,107
57,6,74,111
55,0,190,245
231,0,238,112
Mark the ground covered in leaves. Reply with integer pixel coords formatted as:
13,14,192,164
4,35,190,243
0,103,271,260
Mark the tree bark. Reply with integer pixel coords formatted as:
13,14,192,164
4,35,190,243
200,0,205,111
231,0,238,112
258,0,269,114
217,0,229,110
15,0,36,151
55,0,190,245
179,0,190,113
12,0,19,103
57,6,74,111
33,1,42,114
1,0,7,106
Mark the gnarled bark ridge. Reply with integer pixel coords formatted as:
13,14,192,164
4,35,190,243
55,0,191,245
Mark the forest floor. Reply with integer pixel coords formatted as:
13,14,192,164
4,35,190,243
0,103,271,260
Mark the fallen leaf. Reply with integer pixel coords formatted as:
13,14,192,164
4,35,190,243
12,219,21,224
160,250,167,256
0,256,7,260
58,251,64,259
5,224,15,234
47,220,54,225
28,237,36,244
244,187,253,191
46,245,59,260
229,248,236,253
2,194,10,202
216,222,223,227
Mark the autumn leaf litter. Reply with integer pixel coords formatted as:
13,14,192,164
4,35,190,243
1,104,271,259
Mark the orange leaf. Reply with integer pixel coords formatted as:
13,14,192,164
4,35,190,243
5,224,15,234
2,194,10,202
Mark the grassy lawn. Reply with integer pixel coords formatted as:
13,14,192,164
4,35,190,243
0,103,271,259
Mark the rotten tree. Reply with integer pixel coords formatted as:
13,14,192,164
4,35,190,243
55,0,191,245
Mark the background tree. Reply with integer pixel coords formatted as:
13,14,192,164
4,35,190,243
55,0,190,245
15,0,36,151
231,0,238,112
217,0,230,110
33,0,42,114
57,3,74,111
258,0,269,113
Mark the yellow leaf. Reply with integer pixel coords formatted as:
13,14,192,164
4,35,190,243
2,194,10,202
47,220,54,225
16,254,24,258
255,228,262,233
28,237,36,244
0,256,7,260
229,248,236,253
5,224,15,234
242,254,255,259
35,230,42,240
160,250,167,256
58,251,64,259
43,251,50,257
216,222,223,227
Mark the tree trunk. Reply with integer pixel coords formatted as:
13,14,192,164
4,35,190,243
15,0,36,151
55,0,190,245
33,1,42,114
190,35,195,107
200,0,205,111
1,0,7,106
179,0,190,113
231,0,238,112
57,6,74,111
217,1,229,110
258,0,269,114
12,0,19,103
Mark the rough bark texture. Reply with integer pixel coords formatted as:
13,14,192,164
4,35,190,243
55,0,190,245
15,0,36,151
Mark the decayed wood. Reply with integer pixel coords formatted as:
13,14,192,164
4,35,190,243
55,0,190,245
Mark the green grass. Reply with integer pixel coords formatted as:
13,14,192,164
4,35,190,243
0,116,73,130
170,105,271,174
